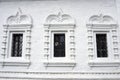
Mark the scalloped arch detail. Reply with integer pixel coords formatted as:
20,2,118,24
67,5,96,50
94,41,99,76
45,10,75,24
89,14,115,23
7,8,32,25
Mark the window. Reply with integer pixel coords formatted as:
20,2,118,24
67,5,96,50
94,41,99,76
8,31,25,58
96,34,108,58
44,10,76,67
11,34,23,57
54,34,65,57
87,14,120,67
1,9,32,67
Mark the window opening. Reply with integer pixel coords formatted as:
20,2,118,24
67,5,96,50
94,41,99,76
54,34,65,57
96,34,108,57
11,34,23,57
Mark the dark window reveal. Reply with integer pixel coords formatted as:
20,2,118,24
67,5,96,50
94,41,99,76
11,34,23,57
96,34,108,58
54,34,65,57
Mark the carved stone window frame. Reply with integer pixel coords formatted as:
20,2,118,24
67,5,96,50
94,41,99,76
1,9,33,67
44,10,76,67
86,14,120,67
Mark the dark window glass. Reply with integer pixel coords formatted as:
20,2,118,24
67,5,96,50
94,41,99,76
96,34,108,58
54,34,65,57
11,34,23,57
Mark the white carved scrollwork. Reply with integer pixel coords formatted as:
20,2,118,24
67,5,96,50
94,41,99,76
7,8,32,25
45,9,75,25
89,13,114,23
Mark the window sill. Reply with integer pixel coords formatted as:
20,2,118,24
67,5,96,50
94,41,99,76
0,58,30,67
44,60,76,67
88,60,120,67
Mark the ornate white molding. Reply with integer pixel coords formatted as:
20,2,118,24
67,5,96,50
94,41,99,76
88,60,120,67
45,9,75,25
7,8,32,25
1,8,33,67
86,14,120,68
44,9,76,67
0,71,120,80
88,14,116,24
0,60,30,67
44,61,76,67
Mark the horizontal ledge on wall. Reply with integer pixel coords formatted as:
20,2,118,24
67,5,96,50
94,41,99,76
86,23,118,29
0,59,31,67
3,24,32,28
0,0,71,2
43,61,76,67
1,71,120,80
44,23,75,26
88,60,120,67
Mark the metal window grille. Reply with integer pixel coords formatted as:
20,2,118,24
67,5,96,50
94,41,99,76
96,34,108,57
54,34,65,57
11,34,23,57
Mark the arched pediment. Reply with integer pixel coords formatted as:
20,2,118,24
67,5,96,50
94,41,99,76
45,10,75,24
7,8,32,25
89,14,115,24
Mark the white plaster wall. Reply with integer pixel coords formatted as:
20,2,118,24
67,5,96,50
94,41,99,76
0,0,119,72
116,0,120,53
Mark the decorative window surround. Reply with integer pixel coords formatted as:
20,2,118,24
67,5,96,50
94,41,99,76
86,14,120,68
44,10,76,67
1,8,33,67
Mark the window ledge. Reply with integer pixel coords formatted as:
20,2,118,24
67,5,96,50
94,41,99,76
88,60,120,67
0,59,30,67
44,60,76,67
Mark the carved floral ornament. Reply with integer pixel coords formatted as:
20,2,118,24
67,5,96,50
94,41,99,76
88,14,116,24
45,10,75,25
6,8,32,25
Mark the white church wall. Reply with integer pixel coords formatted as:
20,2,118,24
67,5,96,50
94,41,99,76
0,0,119,73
